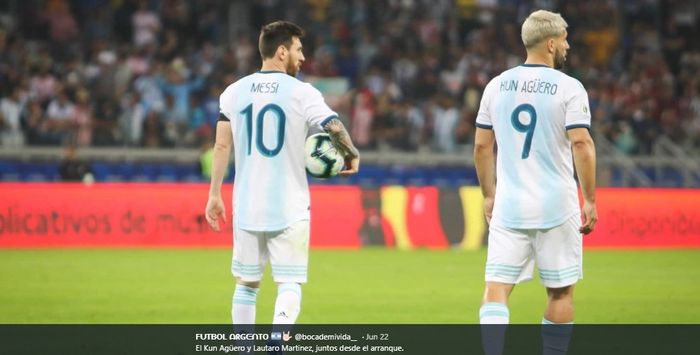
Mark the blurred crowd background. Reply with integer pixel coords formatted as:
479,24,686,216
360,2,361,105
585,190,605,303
0,0,698,157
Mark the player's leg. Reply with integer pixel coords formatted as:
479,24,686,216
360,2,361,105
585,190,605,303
267,219,310,325
231,227,268,324
481,224,535,323
544,285,574,323
535,215,582,355
541,286,575,355
480,225,536,355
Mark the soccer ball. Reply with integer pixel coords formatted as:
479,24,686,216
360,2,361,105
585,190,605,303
305,133,344,178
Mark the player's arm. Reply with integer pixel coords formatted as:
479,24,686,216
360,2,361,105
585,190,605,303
205,117,233,232
322,118,360,176
473,127,496,223
568,127,597,234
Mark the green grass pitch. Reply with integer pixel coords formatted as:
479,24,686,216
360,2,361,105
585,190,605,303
0,249,698,324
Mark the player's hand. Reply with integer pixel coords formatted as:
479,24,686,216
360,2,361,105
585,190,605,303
205,195,227,232
338,156,359,177
580,200,597,234
483,196,494,224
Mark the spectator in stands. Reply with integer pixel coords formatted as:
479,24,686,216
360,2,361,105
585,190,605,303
0,0,696,156
0,86,26,147
119,92,146,146
58,144,91,182
132,0,161,48
431,93,460,153
93,98,120,146
72,88,93,146
45,89,76,144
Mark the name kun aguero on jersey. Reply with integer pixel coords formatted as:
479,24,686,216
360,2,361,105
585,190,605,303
499,78,558,95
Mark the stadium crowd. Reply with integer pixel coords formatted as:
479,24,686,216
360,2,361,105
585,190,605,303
0,0,698,155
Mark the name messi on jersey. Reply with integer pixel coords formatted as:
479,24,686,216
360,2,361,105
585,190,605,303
499,79,558,95
251,82,279,94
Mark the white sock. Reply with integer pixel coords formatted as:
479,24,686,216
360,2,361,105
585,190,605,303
232,285,258,324
480,303,509,355
542,318,574,355
480,302,510,324
273,283,302,324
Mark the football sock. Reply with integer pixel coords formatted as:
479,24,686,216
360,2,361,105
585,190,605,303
480,302,509,355
232,285,259,324
542,318,573,355
273,283,302,324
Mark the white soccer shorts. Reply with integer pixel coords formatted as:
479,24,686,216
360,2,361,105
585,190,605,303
232,219,310,283
484,214,583,288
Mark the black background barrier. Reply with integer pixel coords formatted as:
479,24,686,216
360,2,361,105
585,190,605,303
1,324,698,355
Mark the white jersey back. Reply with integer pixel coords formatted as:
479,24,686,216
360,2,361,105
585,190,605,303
476,64,591,229
219,71,337,231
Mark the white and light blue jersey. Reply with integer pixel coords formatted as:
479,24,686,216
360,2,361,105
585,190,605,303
219,71,337,231
476,64,591,229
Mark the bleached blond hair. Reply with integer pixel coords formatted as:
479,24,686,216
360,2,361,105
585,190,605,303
521,10,568,49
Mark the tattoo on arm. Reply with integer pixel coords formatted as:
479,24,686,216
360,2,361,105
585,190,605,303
322,118,359,158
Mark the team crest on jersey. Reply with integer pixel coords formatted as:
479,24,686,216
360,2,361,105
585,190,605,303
582,105,589,114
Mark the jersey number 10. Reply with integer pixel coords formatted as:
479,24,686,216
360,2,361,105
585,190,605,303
240,103,286,157
511,103,537,159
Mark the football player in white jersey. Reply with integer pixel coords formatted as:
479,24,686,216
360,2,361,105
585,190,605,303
474,10,597,355
204,21,359,335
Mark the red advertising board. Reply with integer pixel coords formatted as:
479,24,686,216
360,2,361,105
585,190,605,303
582,188,700,248
0,183,365,248
0,184,698,249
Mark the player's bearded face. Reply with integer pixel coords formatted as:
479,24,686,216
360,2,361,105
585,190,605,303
553,33,569,69
286,38,304,76
554,47,566,69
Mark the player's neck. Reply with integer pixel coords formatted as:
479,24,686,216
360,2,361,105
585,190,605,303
260,60,286,73
524,53,553,68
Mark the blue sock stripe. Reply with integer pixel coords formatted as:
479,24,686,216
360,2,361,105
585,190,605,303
233,298,256,303
233,269,263,276
235,287,259,296
481,305,510,312
480,308,510,315
234,292,258,299
480,303,509,314
234,291,257,297
272,271,307,275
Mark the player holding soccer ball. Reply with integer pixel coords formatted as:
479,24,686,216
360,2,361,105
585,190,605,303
473,10,597,355
204,20,359,335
